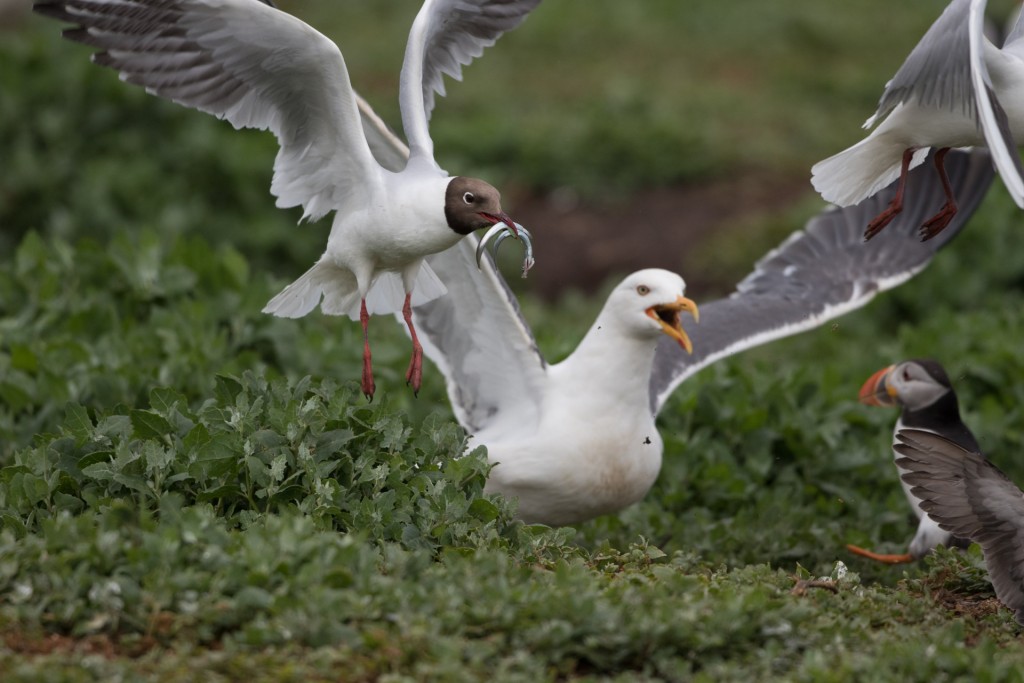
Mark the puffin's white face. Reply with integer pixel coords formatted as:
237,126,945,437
606,269,699,352
859,360,950,411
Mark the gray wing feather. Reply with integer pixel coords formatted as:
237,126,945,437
415,241,547,434
34,0,379,222
869,0,976,126
356,94,409,174
1005,6,1024,45
895,429,1024,624
970,1,1024,206
417,0,541,120
649,147,995,415
400,0,540,158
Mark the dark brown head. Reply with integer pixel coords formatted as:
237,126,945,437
444,177,515,236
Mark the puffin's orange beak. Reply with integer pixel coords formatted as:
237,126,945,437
646,296,699,354
859,365,898,407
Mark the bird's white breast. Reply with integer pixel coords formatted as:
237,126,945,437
480,361,663,526
324,171,459,272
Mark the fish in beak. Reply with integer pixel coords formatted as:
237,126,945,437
475,220,535,278
859,364,898,407
646,296,700,353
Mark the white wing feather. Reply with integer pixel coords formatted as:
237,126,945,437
969,0,1024,207
399,0,541,160
44,0,381,220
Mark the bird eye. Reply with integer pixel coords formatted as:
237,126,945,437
463,192,475,204
903,370,911,381
636,285,650,295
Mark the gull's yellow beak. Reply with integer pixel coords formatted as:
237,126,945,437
646,296,699,354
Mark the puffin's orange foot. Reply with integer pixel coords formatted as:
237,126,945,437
845,543,915,565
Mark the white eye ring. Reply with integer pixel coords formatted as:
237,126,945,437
463,192,475,204
636,285,650,296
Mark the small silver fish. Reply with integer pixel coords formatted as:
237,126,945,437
475,221,535,278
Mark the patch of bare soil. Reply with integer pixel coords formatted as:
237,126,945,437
2,611,179,659
932,590,1006,625
510,170,811,299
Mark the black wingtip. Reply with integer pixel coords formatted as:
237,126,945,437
33,1,73,22
61,27,103,48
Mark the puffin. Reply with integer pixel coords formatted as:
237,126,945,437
849,359,982,563
895,428,1024,626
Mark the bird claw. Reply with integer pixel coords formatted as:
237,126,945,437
476,221,535,278
918,203,957,242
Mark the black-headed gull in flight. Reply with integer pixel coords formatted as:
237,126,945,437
34,0,540,399
894,428,1024,626
848,359,982,564
811,0,1024,241
411,147,993,525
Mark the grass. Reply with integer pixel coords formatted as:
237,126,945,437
5,1,1024,679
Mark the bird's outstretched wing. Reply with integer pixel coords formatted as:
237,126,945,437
867,0,975,127
356,94,410,174
969,0,1024,206
865,0,1023,206
895,428,1024,625
649,147,994,415
35,0,380,221
400,0,542,160
415,240,548,435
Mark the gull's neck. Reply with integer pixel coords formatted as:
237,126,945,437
554,316,659,409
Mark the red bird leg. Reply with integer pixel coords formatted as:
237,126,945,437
919,147,957,241
402,293,423,397
360,298,375,401
864,148,916,241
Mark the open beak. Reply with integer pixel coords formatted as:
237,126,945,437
646,296,699,354
479,211,518,237
858,365,898,407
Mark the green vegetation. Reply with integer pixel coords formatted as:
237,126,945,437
5,1,1024,679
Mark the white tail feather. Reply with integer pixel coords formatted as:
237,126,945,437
265,260,449,321
811,137,929,206
409,261,447,306
263,260,357,319
363,262,448,316
362,272,406,316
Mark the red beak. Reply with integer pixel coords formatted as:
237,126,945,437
859,365,897,407
479,211,518,236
